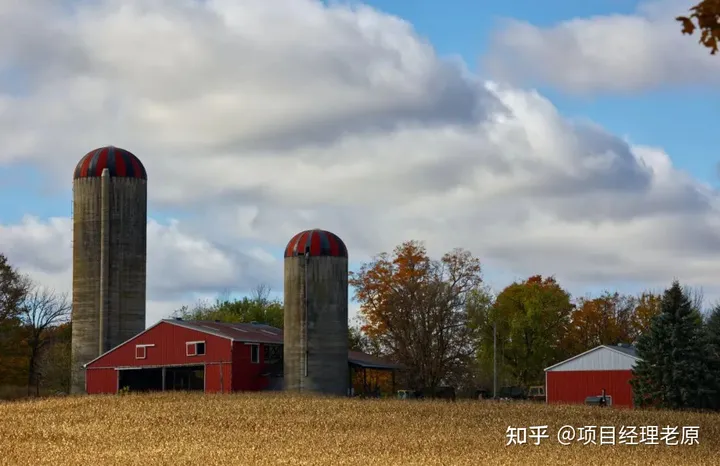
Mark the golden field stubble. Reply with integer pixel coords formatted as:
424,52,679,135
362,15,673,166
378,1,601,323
0,392,718,466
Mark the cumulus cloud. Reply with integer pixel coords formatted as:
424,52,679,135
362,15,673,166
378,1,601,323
484,0,720,93
1,0,720,316
0,216,278,324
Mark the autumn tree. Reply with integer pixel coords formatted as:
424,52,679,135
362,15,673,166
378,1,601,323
488,275,574,387
19,284,71,396
564,292,636,354
630,291,662,342
677,1,720,54
350,241,483,393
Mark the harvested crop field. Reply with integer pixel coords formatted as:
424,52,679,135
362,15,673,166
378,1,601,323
1,392,719,465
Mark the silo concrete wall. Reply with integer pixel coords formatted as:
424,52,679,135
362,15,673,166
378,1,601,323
284,256,348,396
71,179,102,394
70,177,147,394
107,179,147,347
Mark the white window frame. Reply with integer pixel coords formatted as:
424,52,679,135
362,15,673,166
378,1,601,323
135,344,154,359
186,341,206,357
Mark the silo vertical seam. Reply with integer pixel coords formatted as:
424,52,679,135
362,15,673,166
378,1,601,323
303,248,309,383
99,168,110,355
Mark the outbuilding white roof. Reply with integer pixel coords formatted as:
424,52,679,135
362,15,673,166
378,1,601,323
545,345,641,372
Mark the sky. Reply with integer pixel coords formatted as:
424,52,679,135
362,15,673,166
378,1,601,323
1,0,719,327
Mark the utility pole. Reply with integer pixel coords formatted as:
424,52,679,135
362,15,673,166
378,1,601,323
493,321,497,399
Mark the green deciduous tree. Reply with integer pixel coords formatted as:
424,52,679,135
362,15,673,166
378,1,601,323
631,280,716,410
489,275,574,387
173,285,284,329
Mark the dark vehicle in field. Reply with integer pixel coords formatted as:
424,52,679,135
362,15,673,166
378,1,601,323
527,385,545,402
497,386,527,400
585,389,611,407
398,386,456,401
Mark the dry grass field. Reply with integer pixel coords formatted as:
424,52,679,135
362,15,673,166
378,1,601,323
1,392,719,466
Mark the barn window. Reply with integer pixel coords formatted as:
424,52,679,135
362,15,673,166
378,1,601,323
251,344,259,364
264,344,281,363
135,344,154,359
186,341,206,357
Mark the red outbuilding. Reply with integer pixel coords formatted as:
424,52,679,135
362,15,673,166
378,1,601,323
84,319,400,395
544,344,640,408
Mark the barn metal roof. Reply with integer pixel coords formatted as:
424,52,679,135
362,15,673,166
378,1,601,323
608,344,637,358
348,351,403,369
167,319,284,344
544,344,640,372
85,319,400,371
169,320,400,369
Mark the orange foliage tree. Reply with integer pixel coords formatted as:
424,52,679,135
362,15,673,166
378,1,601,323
677,1,720,54
563,291,662,355
564,292,636,354
349,241,483,392
630,291,662,340
351,368,394,397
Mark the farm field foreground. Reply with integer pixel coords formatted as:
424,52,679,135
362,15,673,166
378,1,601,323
1,393,719,466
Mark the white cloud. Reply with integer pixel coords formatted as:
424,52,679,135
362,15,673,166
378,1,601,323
1,0,720,318
0,216,277,325
484,0,720,93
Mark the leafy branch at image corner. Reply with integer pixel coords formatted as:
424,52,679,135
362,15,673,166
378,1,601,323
677,0,720,55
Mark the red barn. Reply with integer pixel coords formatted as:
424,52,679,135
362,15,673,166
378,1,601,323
84,319,399,395
544,344,640,408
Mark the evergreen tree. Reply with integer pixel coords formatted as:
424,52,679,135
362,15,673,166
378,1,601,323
704,305,720,409
630,280,714,410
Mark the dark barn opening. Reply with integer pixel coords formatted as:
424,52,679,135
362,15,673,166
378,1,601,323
118,365,205,392
119,368,163,392
166,366,204,391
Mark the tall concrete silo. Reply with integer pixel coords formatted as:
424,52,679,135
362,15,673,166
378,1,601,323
284,229,349,396
70,146,147,394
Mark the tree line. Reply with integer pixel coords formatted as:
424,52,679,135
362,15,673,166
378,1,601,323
0,254,71,399
3,241,720,411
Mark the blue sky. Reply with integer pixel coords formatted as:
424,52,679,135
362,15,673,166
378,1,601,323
362,0,720,184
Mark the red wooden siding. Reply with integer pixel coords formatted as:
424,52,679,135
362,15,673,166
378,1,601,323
547,370,634,408
205,363,233,393
231,342,270,391
86,321,233,395
86,368,117,394
87,321,232,369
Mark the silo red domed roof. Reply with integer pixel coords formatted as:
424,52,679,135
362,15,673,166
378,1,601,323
284,229,348,258
74,146,147,180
